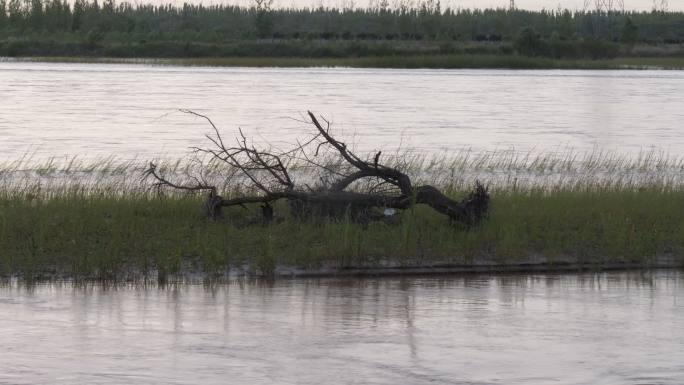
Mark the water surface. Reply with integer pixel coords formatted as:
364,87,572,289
1,271,682,384
2,62,684,160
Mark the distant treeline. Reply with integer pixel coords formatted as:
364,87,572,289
1,1,683,59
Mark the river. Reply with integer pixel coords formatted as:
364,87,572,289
2,62,684,161
2,62,684,384
0,271,683,384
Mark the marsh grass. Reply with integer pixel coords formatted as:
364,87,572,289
2,149,684,281
3,148,684,196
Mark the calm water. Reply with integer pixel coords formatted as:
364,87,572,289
2,62,684,161
0,271,682,385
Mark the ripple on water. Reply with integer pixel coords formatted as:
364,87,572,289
0,271,682,384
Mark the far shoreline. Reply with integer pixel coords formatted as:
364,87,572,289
4,55,684,70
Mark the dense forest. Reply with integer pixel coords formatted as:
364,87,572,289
1,0,683,59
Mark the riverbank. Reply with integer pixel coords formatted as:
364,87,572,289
3,3,684,71
2,187,683,282
6,54,684,70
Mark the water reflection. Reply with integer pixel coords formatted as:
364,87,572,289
0,271,682,384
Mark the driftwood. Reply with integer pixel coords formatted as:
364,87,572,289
145,111,489,226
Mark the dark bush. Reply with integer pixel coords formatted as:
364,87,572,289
514,27,548,57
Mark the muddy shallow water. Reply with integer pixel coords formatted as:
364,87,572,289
0,270,682,384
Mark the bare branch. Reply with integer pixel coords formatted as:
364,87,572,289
149,111,489,227
144,162,216,193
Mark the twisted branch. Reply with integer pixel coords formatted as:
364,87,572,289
145,110,489,225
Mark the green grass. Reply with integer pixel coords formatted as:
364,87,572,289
2,181,684,281
8,54,684,70
2,152,684,282
1,188,682,282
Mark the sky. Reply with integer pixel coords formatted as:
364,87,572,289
179,0,683,11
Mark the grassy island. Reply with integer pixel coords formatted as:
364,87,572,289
2,152,683,282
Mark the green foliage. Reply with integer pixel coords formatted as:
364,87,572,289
621,17,639,45
515,27,547,56
0,0,7,29
253,0,274,38
514,26,619,59
0,1,683,47
85,28,104,47
254,11,273,39
7,0,24,29
579,38,619,59
29,0,43,30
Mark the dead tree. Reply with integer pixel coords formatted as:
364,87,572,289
145,111,489,226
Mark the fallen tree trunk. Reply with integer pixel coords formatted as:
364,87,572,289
145,110,489,226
